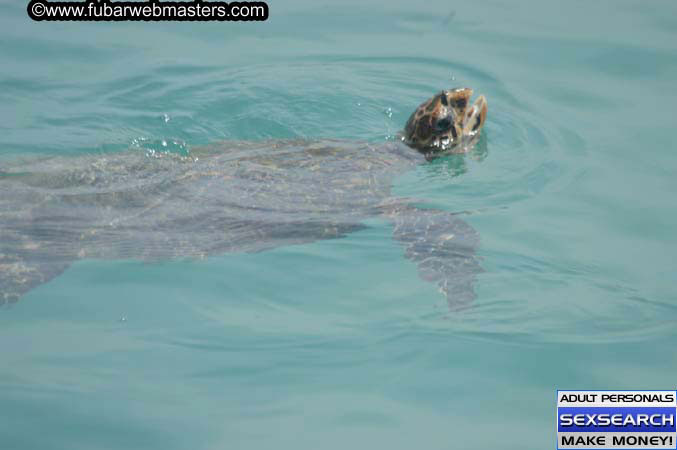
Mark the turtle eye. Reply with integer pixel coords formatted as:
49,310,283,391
435,117,452,131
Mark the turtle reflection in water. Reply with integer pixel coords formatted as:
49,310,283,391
0,88,488,307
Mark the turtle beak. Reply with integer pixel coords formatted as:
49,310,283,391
462,94,488,139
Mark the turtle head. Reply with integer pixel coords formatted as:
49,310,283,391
402,88,487,156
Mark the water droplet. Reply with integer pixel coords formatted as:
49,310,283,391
161,140,167,147
119,316,127,323
384,107,393,118
163,114,170,123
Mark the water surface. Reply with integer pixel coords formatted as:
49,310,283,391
2,1,677,449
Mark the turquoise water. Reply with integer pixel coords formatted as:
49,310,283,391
2,0,677,448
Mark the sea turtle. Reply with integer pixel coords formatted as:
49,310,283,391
0,88,488,307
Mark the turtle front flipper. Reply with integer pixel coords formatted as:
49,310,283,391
385,205,482,310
